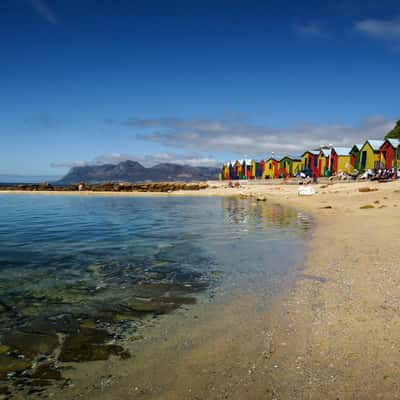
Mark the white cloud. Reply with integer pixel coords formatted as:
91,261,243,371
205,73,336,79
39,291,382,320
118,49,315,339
354,18,400,41
130,115,394,157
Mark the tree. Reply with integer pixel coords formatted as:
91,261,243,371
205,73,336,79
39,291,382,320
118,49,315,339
385,120,400,139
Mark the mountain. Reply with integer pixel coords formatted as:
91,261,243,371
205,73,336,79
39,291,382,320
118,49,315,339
58,161,220,184
385,120,400,140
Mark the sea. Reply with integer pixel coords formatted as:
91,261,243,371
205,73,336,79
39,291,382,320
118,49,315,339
0,194,311,397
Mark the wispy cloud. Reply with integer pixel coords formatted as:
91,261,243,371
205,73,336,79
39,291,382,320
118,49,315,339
354,18,400,41
51,152,220,169
293,22,326,39
29,0,58,25
126,115,394,157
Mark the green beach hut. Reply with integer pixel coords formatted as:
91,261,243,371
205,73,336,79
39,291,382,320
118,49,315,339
279,156,301,177
350,144,363,171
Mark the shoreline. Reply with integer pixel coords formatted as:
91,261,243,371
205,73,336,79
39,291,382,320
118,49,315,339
237,179,400,399
3,180,400,398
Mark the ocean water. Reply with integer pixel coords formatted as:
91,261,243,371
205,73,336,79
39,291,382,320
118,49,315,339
0,195,310,394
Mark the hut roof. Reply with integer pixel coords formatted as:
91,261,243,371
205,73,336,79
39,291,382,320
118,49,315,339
301,150,320,157
364,140,384,151
280,154,301,161
320,148,331,157
386,138,400,148
350,143,363,152
332,147,351,156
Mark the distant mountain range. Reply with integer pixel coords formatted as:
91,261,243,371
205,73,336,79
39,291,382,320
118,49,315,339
58,161,220,184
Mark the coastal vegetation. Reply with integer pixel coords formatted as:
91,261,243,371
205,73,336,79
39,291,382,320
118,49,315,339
385,120,400,140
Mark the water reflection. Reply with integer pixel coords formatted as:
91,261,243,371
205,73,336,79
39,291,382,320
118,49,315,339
222,197,312,235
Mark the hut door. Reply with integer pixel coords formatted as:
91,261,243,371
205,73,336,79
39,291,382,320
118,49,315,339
361,151,367,169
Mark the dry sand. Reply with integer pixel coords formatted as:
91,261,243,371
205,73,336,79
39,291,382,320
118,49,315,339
4,180,400,399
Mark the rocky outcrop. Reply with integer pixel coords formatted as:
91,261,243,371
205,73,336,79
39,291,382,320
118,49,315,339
0,182,209,192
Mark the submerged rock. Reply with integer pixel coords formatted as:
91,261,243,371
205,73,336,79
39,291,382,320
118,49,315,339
59,328,129,362
0,386,11,396
0,355,31,378
2,331,59,358
31,363,62,380
0,345,9,355
125,297,186,315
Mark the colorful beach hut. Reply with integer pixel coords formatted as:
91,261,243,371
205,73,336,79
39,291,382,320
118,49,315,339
359,140,384,170
279,156,291,177
251,159,257,179
350,144,362,171
291,156,302,176
263,157,279,179
318,148,331,177
279,156,301,177
259,159,265,178
330,147,352,175
235,160,243,179
221,163,230,180
379,139,399,170
301,150,320,176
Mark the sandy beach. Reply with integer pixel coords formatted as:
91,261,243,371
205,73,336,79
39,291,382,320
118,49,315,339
3,180,400,399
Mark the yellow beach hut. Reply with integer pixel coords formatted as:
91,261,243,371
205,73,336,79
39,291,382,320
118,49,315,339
330,147,353,175
263,157,279,179
301,150,319,176
291,156,302,176
251,159,257,179
359,140,384,170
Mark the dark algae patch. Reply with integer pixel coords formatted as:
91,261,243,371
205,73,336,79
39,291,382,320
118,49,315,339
59,328,127,362
0,247,214,397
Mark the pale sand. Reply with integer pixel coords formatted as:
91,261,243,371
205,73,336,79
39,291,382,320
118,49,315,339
6,180,400,399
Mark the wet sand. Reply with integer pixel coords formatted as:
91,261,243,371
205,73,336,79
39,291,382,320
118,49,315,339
4,180,400,399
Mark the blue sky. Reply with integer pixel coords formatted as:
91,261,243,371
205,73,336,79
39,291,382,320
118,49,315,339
1,0,400,179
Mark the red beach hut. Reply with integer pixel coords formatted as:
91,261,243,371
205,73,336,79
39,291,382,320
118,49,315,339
380,139,399,170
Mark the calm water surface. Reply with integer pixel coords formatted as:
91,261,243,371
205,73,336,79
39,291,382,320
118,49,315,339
0,195,310,396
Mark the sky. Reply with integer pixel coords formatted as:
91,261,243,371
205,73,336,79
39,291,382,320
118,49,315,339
1,0,400,179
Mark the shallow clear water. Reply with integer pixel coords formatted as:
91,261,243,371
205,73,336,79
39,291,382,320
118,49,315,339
0,195,310,393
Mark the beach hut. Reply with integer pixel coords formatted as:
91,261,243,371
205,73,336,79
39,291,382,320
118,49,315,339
245,159,252,179
318,148,331,177
221,163,229,180
330,147,352,175
259,159,265,178
234,160,242,179
350,144,362,171
359,140,384,170
263,157,279,179
291,156,302,176
251,159,257,179
301,150,320,176
279,156,297,177
379,139,400,170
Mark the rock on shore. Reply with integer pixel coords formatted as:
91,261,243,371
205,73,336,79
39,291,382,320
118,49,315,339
0,182,209,193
